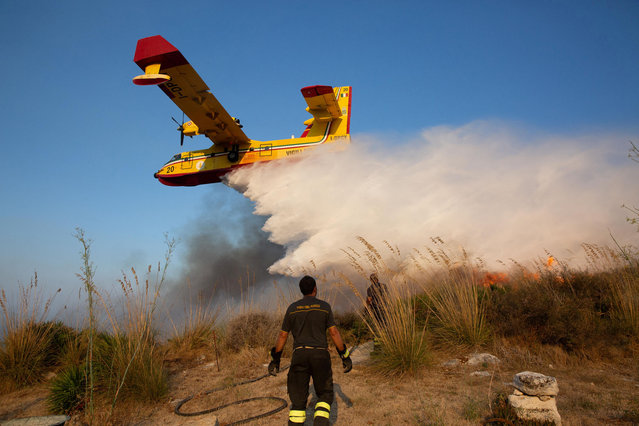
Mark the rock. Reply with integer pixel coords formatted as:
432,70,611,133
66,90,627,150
441,358,461,368
508,394,561,425
350,341,374,365
512,389,523,396
466,353,500,366
513,371,559,396
470,371,491,377
2,416,70,426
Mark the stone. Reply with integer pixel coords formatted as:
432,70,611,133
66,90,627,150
350,341,374,365
508,394,561,425
466,353,500,366
2,416,70,426
513,371,559,396
441,358,461,368
470,371,491,377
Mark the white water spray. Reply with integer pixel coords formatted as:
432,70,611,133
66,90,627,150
227,121,639,275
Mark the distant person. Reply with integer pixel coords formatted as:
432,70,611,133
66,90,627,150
268,275,352,425
366,273,389,327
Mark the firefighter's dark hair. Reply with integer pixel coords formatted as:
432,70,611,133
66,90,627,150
299,275,316,295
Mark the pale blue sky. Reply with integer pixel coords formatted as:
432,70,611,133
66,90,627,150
1,0,638,303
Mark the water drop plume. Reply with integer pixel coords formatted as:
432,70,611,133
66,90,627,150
226,121,639,275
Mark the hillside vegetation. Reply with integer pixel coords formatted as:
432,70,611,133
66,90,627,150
1,237,638,424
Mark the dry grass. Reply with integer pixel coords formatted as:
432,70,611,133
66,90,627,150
583,243,639,336
340,238,432,375
3,236,639,423
93,265,169,407
166,284,219,355
0,274,60,392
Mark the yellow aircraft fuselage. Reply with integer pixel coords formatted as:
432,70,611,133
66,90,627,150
154,87,351,186
133,35,351,187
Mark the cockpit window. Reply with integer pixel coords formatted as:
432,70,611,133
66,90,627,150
165,154,181,165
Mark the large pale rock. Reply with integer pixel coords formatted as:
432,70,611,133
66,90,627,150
514,371,559,396
508,394,561,425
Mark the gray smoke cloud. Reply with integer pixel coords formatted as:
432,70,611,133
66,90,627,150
169,205,286,302
226,121,639,275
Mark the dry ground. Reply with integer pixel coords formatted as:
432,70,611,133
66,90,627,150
1,343,638,425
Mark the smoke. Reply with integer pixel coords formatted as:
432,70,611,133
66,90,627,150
169,201,286,302
226,121,639,275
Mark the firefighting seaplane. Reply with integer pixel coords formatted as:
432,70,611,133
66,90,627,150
132,35,352,186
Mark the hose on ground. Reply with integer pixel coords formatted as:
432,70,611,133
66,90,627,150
174,343,361,424
174,364,290,425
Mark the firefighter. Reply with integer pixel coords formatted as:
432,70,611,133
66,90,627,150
366,273,389,326
268,275,352,425
366,273,389,351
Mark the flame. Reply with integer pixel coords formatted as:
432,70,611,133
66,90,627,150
481,272,509,288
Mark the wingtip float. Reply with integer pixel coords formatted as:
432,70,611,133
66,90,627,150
133,35,352,187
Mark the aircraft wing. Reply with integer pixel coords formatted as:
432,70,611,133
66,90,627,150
133,35,250,146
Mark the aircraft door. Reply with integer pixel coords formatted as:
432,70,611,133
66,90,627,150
181,153,193,169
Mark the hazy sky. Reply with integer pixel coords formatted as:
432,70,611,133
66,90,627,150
1,0,638,305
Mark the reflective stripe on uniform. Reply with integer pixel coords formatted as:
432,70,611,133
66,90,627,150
314,401,331,418
342,348,350,358
289,409,306,423
315,401,331,411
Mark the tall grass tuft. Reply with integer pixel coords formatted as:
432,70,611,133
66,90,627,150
584,243,639,337
407,240,492,348
167,282,219,355
419,265,491,348
342,238,431,375
0,274,59,391
95,261,171,407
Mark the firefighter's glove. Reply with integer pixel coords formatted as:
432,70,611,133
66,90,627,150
268,347,282,376
337,346,352,373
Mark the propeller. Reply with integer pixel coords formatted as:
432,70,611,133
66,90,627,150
171,112,185,146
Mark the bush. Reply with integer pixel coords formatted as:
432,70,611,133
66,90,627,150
420,267,492,348
47,364,86,414
92,332,167,402
334,310,371,343
0,322,53,390
224,312,279,352
368,290,432,375
485,269,632,352
0,276,59,391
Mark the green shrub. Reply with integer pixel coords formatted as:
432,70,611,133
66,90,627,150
47,364,86,414
334,310,371,343
485,268,633,352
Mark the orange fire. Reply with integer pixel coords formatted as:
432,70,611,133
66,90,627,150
481,272,509,288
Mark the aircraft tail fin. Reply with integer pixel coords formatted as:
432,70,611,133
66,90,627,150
300,86,351,141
